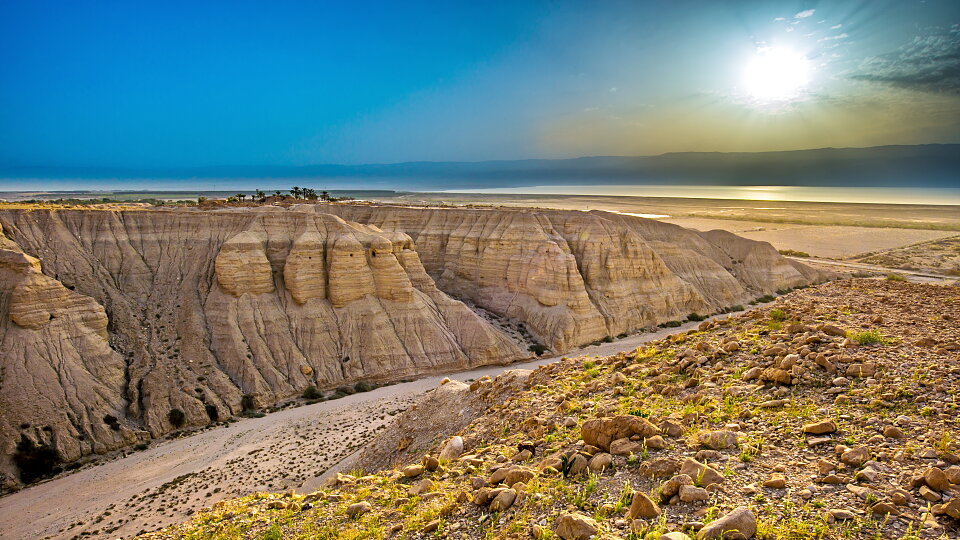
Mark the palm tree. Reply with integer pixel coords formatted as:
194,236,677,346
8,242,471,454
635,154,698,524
254,189,265,202
321,190,330,201
273,190,283,198
236,193,246,202
291,186,302,199
303,188,318,200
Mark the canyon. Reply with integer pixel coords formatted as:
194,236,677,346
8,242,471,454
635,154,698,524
0,204,823,488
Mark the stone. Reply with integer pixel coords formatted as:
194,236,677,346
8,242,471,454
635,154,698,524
346,501,372,517
940,498,960,519
679,485,709,503
924,467,950,492
828,509,856,521
660,474,694,498
629,491,662,519
763,474,786,489
610,438,645,456
871,502,898,515
919,485,941,502
697,506,756,539
439,436,465,461
882,425,904,439
821,324,845,337
489,488,517,511
846,363,876,378
589,452,613,472
698,430,739,450
645,435,668,449
581,415,661,451
422,456,440,472
840,447,870,467
408,478,434,496
401,464,424,478
679,458,725,487
554,512,600,540
802,420,837,435
661,419,684,437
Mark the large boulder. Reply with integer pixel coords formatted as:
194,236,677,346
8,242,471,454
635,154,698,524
697,506,757,539
581,415,661,451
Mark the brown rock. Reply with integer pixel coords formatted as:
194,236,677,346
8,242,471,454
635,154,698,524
698,430,739,450
924,467,950,492
346,501,372,517
679,485,709,503
629,491,662,519
489,488,517,511
581,415,661,451
679,458,725,486
697,506,756,539
763,474,787,489
802,420,837,435
840,447,870,466
554,512,600,540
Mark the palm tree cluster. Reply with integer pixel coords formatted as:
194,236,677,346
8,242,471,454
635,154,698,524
228,186,332,204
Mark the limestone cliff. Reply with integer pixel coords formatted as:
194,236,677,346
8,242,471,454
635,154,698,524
0,209,526,486
306,205,824,351
0,205,823,485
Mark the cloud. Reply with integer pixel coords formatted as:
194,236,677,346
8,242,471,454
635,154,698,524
851,28,960,93
819,33,849,42
795,9,816,19
830,24,842,30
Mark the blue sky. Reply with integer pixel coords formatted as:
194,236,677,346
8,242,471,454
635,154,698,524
1,0,958,168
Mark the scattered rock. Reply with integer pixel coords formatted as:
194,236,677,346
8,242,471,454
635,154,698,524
802,420,837,435
629,491,662,519
554,512,600,540
346,501,372,517
697,506,756,539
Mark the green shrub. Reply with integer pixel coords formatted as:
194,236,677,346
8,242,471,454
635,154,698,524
885,273,907,282
756,295,776,303
302,386,322,400
168,408,186,428
778,249,810,257
848,330,892,346
528,343,548,356
354,381,375,393
686,312,706,322
659,320,682,328
769,308,787,322
240,394,256,411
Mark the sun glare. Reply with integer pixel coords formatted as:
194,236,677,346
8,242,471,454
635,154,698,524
742,47,811,101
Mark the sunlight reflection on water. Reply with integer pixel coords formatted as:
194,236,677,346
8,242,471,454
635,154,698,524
447,185,960,205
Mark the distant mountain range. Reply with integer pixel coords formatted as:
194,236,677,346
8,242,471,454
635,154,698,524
2,144,958,190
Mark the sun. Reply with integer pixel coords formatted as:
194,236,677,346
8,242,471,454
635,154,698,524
742,47,811,101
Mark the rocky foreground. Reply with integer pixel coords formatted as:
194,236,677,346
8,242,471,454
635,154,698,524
140,279,960,539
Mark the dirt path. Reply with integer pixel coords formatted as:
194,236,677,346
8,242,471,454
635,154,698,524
0,310,752,540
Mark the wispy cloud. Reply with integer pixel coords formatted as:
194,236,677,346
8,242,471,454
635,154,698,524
830,24,843,30
795,9,816,19
851,27,960,93
820,33,849,42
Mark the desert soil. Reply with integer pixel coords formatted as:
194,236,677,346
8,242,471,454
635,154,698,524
659,218,956,260
143,279,960,540
0,310,738,540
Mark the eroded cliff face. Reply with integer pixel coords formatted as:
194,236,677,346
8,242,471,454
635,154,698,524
0,209,526,485
307,205,824,351
0,205,823,484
